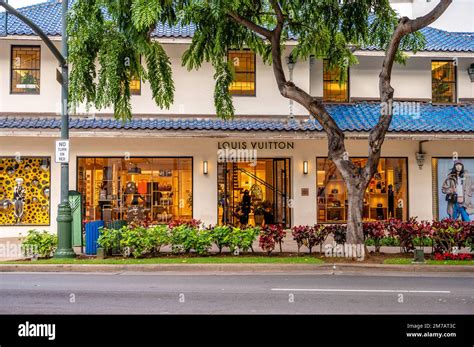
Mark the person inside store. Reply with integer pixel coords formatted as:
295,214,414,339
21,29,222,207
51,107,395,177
442,160,473,221
239,190,252,226
262,201,274,226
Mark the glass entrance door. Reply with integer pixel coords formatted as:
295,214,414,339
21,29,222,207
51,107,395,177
218,159,291,227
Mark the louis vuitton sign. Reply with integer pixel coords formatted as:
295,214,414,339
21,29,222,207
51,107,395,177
217,141,294,150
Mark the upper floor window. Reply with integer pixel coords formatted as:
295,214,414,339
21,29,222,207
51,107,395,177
11,46,41,94
228,50,256,96
323,59,348,102
432,60,456,103
130,78,141,95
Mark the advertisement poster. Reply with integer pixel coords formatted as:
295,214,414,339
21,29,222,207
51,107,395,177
437,158,474,221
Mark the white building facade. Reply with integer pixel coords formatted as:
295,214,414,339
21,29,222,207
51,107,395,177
0,1,473,239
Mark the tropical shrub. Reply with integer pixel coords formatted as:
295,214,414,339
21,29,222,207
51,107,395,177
326,224,347,245
363,221,386,253
229,226,259,253
21,230,57,258
431,219,472,254
148,224,170,254
259,228,276,254
97,227,122,254
211,225,232,253
259,224,286,254
119,225,155,258
291,225,312,254
386,218,416,253
169,224,196,254
168,223,212,255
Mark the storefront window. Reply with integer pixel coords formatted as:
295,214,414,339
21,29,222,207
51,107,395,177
218,159,291,227
317,158,408,223
77,157,192,224
0,157,51,225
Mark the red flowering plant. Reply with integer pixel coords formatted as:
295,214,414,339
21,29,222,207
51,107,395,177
325,224,346,245
433,252,472,261
291,225,312,254
412,220,432,250
363,221,386,253
312,224,330,254
386,218,415,253
259,224,287,254
291,224,328,254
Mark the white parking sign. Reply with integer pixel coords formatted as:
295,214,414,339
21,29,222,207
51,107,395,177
55,140,69,163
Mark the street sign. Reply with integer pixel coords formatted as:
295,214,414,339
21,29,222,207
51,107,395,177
55,140,69,163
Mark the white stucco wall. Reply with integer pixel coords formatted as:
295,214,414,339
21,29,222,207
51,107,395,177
0,40,309,116
1,39,472,118
1,134,473,237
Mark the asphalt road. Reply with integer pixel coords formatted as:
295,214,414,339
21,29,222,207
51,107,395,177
1,271,473,314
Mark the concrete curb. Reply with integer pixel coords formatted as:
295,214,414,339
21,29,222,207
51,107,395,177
0,263,473,273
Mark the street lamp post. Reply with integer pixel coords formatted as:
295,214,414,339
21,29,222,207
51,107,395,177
54,0,75,258
0,0,75,258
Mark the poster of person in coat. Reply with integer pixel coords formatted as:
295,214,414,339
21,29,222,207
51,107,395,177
439,159,473,221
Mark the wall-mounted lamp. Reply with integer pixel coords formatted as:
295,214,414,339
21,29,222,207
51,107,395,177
468,63,474,82
416,141,428,170
203,161,208,175
303,161,309,175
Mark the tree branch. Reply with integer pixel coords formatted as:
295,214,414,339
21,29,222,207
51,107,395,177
227,11,272,40
0,0,66,66
364,0,452,183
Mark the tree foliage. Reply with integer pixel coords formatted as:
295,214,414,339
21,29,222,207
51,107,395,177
68,0,425,120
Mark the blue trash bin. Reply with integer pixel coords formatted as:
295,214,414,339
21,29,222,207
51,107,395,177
85,220,104,255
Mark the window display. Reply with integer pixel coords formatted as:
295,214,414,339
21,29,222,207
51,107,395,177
0,157,51,225
433,158,473,221
317,158,408,223
77,157,193,224
218,159,291,227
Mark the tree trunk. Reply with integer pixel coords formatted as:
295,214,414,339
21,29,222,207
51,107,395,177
345,184,366,260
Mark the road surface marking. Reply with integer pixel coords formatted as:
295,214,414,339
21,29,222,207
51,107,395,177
271,288,451,293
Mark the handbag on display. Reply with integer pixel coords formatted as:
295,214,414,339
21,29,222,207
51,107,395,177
445,193,457,203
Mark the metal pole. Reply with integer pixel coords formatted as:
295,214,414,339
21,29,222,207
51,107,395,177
54,0,74,258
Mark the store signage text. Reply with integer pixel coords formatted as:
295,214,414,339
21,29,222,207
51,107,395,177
217,141,294,150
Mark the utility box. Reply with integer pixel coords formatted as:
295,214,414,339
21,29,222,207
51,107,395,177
69,190,83,247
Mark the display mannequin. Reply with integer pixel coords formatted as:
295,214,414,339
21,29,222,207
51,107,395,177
13,178,26,224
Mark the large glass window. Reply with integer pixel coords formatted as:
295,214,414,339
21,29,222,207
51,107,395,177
11,46,41,94
77,157,193,224
0,157,51,226
317,158,408,223
228,50,256,96
432,60,456,103
218,159,291,228
323,59,348,102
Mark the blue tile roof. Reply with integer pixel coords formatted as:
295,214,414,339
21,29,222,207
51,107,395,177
1,1,473,52
1,103,472,133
